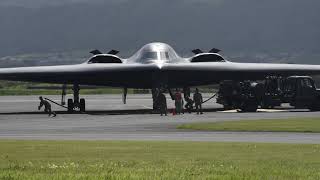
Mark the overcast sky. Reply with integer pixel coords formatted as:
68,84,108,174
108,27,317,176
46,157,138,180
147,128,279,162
0,0,319,57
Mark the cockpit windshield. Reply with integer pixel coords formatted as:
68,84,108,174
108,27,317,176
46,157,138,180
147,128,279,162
126,43,181,64
141,52,158,60
160,52,169,60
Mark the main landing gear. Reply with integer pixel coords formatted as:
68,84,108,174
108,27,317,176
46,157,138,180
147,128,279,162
67,84,86,113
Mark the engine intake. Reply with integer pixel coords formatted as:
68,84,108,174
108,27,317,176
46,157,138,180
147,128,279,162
190,53,225,63
88,55,122,64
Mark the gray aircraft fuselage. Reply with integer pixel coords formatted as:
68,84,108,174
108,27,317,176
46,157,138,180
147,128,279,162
1,42,320,89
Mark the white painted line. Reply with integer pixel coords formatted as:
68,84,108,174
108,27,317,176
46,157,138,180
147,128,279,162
219,109,289,113
258,109,288,112
140,105,153,109
219,110,239,113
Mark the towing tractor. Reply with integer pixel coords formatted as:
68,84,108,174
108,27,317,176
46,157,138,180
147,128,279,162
216,80,261,112
216,76,320,112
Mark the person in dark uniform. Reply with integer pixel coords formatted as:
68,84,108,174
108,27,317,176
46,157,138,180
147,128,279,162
175,90,184,115
38,96,56,117
193,88,203,114
157,93,167,116
184,95,194,113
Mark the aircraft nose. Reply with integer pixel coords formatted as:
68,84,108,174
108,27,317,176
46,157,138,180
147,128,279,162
155,60,165,69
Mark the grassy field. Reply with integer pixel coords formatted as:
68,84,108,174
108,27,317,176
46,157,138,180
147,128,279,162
0,88,129,96
0,81,215,96
0,140,320,179
0,80,134,95
177,117,320,133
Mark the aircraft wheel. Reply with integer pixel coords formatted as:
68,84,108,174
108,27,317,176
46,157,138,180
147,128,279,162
80,98,86,112
309,104,320,111
240,107,257,112
67,99,74,113
246,106,257,112
260,100,268,109
240,103,258,112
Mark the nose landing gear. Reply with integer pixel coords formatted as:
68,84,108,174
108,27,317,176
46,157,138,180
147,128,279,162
67,84,86,113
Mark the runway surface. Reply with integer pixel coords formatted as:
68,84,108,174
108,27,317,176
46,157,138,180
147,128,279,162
1,94,320,143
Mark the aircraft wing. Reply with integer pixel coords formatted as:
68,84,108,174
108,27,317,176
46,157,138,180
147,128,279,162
0,63,159,88
1,61,320,88
162,62,320,87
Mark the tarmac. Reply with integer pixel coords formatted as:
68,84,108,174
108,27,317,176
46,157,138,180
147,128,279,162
0,94,320,144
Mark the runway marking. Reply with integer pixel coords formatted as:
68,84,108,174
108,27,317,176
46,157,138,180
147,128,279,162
219,109,289,113
140,105,153,109
258,109,288,112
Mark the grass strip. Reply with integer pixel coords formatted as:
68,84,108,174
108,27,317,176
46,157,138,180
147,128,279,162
177,118,320,133
0,140,320,179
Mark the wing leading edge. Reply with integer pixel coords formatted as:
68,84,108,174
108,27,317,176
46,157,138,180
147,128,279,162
0,63,159,88
1,62,320,88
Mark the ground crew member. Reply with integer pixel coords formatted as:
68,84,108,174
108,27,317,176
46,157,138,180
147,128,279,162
157,93,167,116
175,90,184,115
193,88,203,114
184,95,194,113
38,96,57,117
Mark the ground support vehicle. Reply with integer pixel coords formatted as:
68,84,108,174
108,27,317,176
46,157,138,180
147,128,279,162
216,76,320,112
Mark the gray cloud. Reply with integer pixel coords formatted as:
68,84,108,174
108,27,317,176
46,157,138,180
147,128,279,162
0,0,319,57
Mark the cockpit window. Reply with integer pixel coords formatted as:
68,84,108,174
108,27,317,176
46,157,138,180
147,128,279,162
160,52,170,60
141,52,158,60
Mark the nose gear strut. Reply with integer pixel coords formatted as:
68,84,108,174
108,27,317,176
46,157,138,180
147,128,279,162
67,84,86,113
